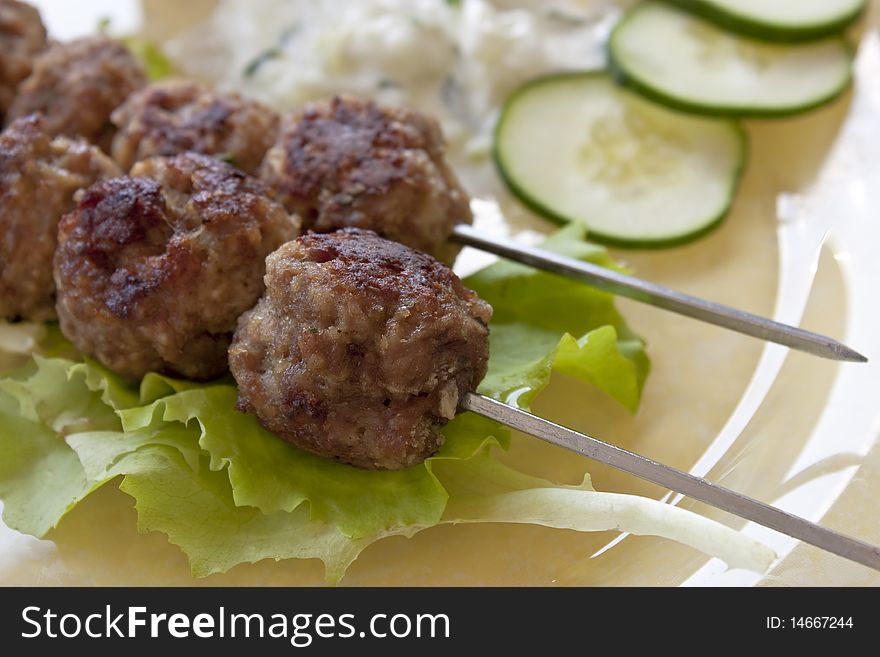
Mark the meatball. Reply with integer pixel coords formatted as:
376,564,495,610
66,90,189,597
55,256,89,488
0,114,120,321
0,0,47,117
110,80,280,175
54,152,299,380
259,96,472,264
230,229,492,470
7,36,147,150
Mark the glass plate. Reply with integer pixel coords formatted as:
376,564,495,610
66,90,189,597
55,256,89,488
1,0,878,586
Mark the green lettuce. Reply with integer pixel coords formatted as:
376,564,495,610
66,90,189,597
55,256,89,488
116,386,486,538
467,226,649,410
0,227,775,582
119,36,174,81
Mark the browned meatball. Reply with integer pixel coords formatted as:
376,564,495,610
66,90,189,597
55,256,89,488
259,96,472,264
230,229,492,470
7,36,147,151
0,0,47,117
54,152,299,380
110,80,280,175
0,114,120,321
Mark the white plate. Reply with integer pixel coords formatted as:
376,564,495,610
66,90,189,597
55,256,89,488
2,0,879,586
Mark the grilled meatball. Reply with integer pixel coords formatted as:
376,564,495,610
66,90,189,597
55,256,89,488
110,80,280,175
54,152,299,380
0,114,120,321
7,36,147,151
259,96,472,264
0,0,47,117
230,229,492,470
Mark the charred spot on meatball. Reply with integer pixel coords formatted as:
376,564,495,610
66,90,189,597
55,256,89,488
229,229,492,470
54,151,299,381
259,96,472,265
110,80,280,175
0,114,120,321
7,36,147,151
0,0,47,118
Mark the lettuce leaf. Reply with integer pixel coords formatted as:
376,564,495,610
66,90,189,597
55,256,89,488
0,227,776,582
0,356,123,536
121,36,174,81
122,450,375,582
0,390,94,537
466,225,650,410
117,385,507,539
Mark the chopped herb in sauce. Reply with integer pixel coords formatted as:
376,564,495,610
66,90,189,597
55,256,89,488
243,46,281,78
242,24,300,79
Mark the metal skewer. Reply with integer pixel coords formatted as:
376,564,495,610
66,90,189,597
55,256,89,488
452,225,867,363
462,393,880,572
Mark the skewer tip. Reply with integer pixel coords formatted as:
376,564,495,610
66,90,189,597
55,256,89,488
836,345,869,363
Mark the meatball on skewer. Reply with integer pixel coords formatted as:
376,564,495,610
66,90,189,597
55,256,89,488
0,114,120,321
110,80,280,175
0,0,47,118
7,35,147,151
259,96,472,265
54,152,299,381
230,229,492,470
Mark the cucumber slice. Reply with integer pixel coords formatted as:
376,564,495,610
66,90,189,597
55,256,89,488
609,2,853,118
494,73,745,248
665,0,866,42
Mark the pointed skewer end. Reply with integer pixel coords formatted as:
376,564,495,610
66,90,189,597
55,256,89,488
831,342,868,363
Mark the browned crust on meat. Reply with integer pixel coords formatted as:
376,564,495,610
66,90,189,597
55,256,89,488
0,114,120,321
259,96,472,264
54,152,299,380
230,229,492,470
0,0,47,116
110,80,280,174
275,98,437,201
7,36,147,150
